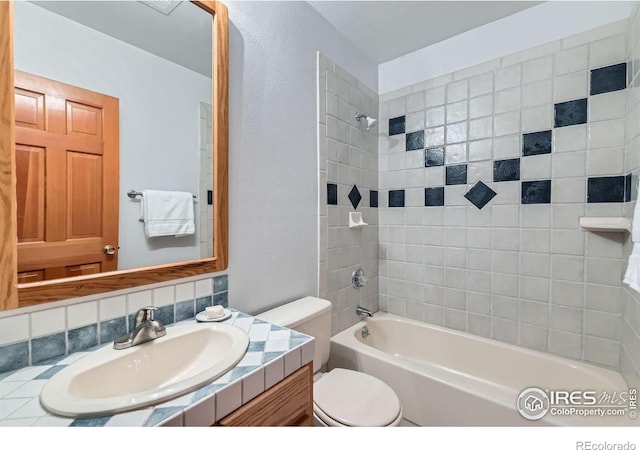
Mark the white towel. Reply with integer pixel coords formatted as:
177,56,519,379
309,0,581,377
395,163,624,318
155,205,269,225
624,195,640,292
140,189,195,238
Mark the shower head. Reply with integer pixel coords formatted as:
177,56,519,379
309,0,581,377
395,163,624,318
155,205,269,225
355,113,378,130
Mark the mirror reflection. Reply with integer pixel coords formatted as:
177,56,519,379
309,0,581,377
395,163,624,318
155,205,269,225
13,0,214,284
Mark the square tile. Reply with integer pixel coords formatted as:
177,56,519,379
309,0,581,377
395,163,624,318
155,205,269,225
370,190,378,208
522,130,552,156
464,181,496,210
425,147,444,167
0,342,29,374
389,190,405,207
493,159,520,182
213,275,228,293
389,116,405,135
99,317,126,344
406,130,424,151
175,300,195,322
425,187,445,207
31,333,66,365
327,183,337,205
590,62,627,95
554,98,588,128
587,176,625,203
522,180,551,204
445,165,467,186
67,325,98,354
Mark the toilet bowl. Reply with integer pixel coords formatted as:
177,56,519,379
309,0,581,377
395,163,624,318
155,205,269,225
257,297,403,427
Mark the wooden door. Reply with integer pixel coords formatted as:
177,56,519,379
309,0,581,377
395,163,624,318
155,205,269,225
14,70,119,283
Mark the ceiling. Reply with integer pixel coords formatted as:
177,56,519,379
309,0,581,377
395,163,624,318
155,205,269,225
308,1,543,63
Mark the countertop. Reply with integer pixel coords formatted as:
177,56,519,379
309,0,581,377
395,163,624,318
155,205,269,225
0,310,314,427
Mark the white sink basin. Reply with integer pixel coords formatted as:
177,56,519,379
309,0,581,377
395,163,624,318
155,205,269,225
40,322,249,418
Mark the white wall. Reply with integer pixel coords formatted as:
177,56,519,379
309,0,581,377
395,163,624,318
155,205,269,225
14,2,211,269
379,1,634,94
225,1,378,314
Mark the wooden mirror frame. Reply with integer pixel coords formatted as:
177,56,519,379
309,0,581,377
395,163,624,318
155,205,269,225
0,1,228,310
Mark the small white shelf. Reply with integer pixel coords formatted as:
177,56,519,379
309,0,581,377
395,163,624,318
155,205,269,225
349,212,368,228
579,217,632,233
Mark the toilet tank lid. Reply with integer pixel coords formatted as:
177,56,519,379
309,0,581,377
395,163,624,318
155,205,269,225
257,296,331,328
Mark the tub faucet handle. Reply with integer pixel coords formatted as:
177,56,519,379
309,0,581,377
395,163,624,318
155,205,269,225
352,267,367,288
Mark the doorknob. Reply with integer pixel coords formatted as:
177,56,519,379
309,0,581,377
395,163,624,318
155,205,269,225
104,245,116,256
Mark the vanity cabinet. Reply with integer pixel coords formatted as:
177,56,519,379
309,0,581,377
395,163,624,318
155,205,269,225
216,362,313,426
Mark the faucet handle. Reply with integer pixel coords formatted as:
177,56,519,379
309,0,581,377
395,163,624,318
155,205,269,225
135,306,158,326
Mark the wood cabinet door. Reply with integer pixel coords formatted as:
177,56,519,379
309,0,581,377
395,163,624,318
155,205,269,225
14,70,119,282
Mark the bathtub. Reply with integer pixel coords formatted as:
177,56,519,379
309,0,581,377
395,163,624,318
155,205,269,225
328,312,634,426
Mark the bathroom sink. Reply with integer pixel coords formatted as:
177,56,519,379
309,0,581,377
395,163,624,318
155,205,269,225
40,322,249,418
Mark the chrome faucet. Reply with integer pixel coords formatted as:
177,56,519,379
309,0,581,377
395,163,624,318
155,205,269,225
356,306,373,318
113,306,166,350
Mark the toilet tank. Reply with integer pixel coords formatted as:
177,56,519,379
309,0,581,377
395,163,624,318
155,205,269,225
256,297,331,373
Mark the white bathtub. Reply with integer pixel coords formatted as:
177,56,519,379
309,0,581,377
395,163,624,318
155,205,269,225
328,312,634,426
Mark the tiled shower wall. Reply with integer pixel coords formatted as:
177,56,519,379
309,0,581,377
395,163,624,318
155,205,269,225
378,20,630,369
318,53,379,335
199,102,214,259
622,5,640,387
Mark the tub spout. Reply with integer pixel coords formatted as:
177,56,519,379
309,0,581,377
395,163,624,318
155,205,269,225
356,306,373,318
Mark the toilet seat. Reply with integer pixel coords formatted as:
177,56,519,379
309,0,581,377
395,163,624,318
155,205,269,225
313,368,402,427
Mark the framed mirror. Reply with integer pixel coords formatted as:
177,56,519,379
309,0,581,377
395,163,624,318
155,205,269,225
0,0,228,311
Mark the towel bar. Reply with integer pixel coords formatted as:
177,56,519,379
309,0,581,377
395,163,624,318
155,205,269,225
127,190,196,199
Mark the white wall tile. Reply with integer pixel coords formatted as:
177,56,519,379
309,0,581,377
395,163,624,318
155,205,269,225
67,302,97,329
555,45,589,75
589,34,626,68
0,315,29,346
30,308,65,338
554,71,588,102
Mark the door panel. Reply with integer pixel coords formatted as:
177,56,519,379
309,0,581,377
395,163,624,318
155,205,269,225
15,70,119,282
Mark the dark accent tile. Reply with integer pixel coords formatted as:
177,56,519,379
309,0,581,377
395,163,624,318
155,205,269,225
213,275,228,292
591,63,627,95
327,183,337,205
214,291,228,308
100,317,126,344
370,190,378,208
465,181,497,209
175,300,195,322
425,147,444,167
71,416,111,427
348,185,362,209
196,296,213,314
155,304,175,326
0,341,29,373
68,324,98,354
554,98,588,128
446,164,467,185
207,190,213,205
424,187,444,207
522,180,551,204
522,131,552,156
494,159,520,182
625,174,632,202
389,190,405,207
389,116,405,136
406,130,424,151
35,365,67,380
587,176,625,203
31,332,66,364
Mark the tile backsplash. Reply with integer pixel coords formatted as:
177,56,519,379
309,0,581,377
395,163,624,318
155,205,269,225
378,19,630,370
0,274,228,374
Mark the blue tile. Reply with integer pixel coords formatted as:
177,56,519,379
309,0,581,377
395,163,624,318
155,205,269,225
71,416,111,427
0,341,29,373
464,181,497,210
35,365,67,380
446,164,467,185
588,176,625,203
68,325,98,354
144,407,183,427
213,275,228,292
389,116,405,135
370,190,378,208
389,189,405,207
155,304,175,325
196,296,213,314
270,324,285,331
591,63,627,95
406,130,424,151
424,187,444,207
262,351,284,364
522,180,551,204
522,131,552,156
248,341,266,352
31,332,66,364
290,337,307,348
214,292,228,308
494,159,520,182
554,98,588,128
99,317,127,344
348,185,362,209
231,365,260,379
175,300,195,322
425,147,444,167
327,183,338,205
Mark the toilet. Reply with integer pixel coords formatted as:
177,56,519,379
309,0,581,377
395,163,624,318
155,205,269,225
257,296,403,427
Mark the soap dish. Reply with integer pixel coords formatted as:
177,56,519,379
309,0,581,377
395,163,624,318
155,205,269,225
196,309,232,322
